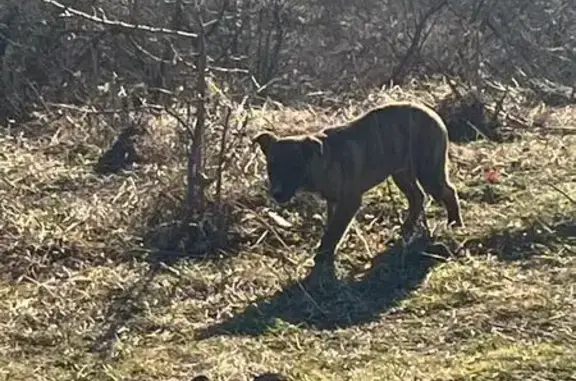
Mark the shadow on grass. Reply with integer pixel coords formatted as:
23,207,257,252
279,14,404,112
89,263,161,356
197,215,575,338
88,193,267,356
197,235,444,337
463,216,575,262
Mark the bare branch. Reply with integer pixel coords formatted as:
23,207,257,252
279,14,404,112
386,0,449,85
40,0,227,40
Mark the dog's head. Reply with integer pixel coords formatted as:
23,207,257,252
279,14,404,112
253,131,323,204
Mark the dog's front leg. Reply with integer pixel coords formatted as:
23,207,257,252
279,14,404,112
326,200,336,226
315,195,362,267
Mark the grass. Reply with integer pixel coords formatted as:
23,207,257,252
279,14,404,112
0,84,575,381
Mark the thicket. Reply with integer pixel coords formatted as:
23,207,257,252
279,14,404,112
2,0,574,116
1,0,574,252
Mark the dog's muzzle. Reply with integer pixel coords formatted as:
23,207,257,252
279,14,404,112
271,186,292,204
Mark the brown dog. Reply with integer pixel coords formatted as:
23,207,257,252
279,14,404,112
254,101,463,267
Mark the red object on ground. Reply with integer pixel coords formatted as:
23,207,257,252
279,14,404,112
483,167,501,184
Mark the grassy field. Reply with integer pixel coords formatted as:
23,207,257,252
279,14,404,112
0,86,575,381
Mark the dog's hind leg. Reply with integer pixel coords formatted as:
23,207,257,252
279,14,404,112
417,162,464,228
391,170,426,239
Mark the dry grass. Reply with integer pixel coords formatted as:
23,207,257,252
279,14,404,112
0,85,575,381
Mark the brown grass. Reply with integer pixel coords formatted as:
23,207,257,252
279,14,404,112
0,84,575,381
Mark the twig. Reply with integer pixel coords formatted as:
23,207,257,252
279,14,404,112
548,184,576,205
46,102,164,115
215,106,233,211
387,180,403,226
484,104,531,130
490,86,509,127
352,220,373,258
165,106,195,138
465,120,490,141
233,201,299,266
41,0,223,39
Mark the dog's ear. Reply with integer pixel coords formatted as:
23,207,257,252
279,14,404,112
253,131,278,155
302,136,323,158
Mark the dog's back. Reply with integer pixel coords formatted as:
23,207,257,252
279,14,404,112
310,101,450,197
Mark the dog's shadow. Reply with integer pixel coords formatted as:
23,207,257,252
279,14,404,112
198,236,447,337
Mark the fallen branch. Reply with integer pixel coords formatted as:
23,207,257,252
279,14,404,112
548,184,576,205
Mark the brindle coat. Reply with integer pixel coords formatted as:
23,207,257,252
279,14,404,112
254,101,464,266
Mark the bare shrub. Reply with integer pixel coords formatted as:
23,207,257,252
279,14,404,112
2,0,575,123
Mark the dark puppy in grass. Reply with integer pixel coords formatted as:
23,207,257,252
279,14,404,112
254,101,464,270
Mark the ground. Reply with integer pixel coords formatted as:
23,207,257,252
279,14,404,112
0,86,575,381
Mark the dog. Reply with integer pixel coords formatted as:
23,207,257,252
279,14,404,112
254,101,464,267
